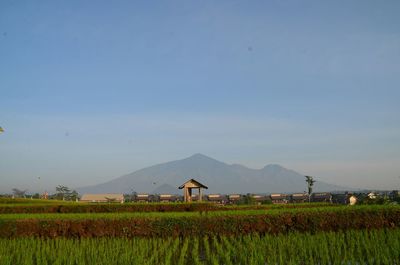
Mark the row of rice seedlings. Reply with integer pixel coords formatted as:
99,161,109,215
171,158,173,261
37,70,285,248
0,229,399,264
191,237,202,265
163,237,180,265
2,204,398,220
202,236,212,264
196,229,400,264
177,238,189,265
0,237,178,265
221,229,400,264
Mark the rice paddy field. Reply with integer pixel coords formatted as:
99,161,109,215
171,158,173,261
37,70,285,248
1,229,399,265
0,198,399,264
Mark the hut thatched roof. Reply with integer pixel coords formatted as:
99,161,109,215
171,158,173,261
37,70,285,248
178,179,208,189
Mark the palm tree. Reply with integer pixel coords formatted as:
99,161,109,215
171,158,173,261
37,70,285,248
305,176,316,202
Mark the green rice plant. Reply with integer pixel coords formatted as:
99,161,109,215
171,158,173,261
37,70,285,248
177,238,189,265
203,235,211,264
0,228,399,265
210,236,222,265
191,237,202,265
164,237,179,265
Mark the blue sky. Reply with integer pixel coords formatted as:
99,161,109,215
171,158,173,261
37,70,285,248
1,0,399,193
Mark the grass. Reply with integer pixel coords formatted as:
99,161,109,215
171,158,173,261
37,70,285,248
0,229,398,265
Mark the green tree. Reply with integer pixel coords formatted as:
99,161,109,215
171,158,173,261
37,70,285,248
55,185,71,201
240,194,256,205
68,190,79,201
305,176,316,202
12,188,27,198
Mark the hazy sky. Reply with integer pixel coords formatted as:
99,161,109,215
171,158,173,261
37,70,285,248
1,1,400,193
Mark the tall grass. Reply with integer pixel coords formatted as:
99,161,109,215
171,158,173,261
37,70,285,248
0,229,399,265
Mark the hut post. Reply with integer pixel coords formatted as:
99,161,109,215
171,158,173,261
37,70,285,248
199,187,202,202
184,187,192,202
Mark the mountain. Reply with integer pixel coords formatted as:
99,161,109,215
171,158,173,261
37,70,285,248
151,184,179,195
76,153,348,194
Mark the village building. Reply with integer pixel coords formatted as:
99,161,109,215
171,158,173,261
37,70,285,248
80,194,124,203
311,193,332,203
251,194,268,205
270,194,288,204
178,179,208,202
331,193,348,204
349,195,357,205
291,193,308,203
159,194,177,203
190,194,206,201
331,193,359,205
228,194,242,204
207,194,227,204
135,194,150,203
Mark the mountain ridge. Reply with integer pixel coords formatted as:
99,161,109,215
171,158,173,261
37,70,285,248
76,153,349,194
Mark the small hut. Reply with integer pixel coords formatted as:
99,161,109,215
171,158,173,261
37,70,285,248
178,179,208,202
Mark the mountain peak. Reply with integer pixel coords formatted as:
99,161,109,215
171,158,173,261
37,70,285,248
262,164,286,172
263,164,284,169
185,153,222,163
182,154,227,167
189,153,211,159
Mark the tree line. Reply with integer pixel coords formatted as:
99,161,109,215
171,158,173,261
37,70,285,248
11,185,78,201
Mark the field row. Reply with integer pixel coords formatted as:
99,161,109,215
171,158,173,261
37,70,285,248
1,229,399,265
1,206,399,237
0,201,339,214
0,205,396,220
